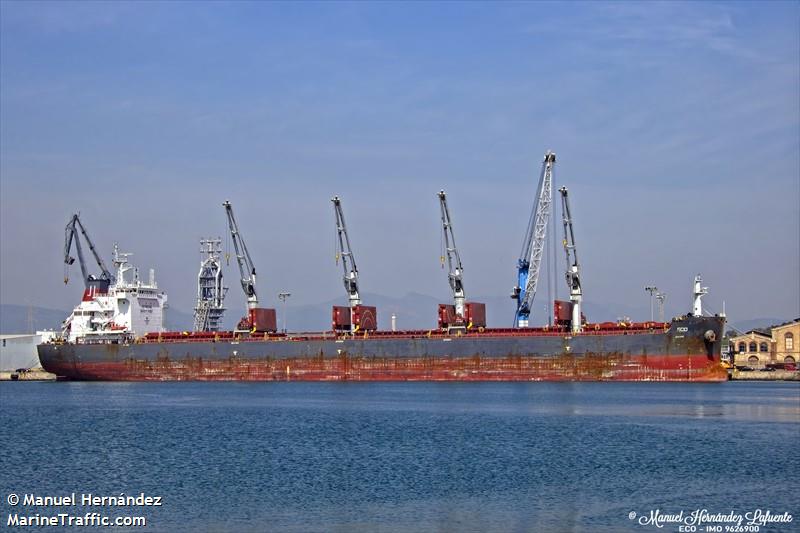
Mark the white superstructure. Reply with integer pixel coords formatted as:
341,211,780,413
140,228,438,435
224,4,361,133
62,244,168,342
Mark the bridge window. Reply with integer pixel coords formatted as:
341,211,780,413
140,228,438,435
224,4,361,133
749,342,757,353
760,342,769,352
786,333,794,351
738,342,746,353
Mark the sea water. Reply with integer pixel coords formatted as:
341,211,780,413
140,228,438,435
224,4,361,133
1,382,798,532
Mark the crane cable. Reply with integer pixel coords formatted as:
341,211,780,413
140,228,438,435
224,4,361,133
334,224,340,265
224,223,231,266
440,222,445,269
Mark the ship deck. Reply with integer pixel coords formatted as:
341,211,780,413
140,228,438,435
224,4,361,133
134,321,672,345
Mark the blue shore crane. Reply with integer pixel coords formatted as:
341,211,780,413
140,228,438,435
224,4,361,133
511,151,556,327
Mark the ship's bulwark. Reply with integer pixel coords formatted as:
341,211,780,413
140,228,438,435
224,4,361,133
38,316,727,382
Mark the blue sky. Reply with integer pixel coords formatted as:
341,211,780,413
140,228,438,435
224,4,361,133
1,1,798,325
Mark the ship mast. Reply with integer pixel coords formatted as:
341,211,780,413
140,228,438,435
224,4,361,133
193,238,227,332
512,150,555,327
692,275,708,316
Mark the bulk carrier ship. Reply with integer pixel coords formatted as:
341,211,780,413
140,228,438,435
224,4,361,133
38,152,727,382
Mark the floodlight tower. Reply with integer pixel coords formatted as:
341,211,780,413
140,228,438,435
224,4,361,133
645,286,659,321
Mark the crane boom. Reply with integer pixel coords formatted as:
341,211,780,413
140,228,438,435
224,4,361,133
511,151,556,327
223,200,258,310
64,214,113,292
331,196,360,308
438,190,465,317
558,186,582,333
64,220,87,283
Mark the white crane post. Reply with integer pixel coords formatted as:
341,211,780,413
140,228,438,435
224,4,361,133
558,186,582,333
332,196,361,310
223,200,258,310
438,190,466,318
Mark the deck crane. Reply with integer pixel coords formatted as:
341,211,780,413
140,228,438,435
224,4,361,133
223,201,257,310
511,150,556,327
331,196,377,333
332,196,360,310
438,190,465,319
64,214,113,298
223,200,276,332
436,191,486,331
558,186,583,333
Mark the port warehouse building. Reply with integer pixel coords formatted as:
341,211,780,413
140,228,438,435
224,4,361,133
0,333,52,372
729,319,799,368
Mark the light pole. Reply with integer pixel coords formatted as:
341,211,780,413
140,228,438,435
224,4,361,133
656,292,666,322
278,292,291,333
645,286,658,322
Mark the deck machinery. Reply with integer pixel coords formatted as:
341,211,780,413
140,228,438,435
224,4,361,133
64,213,114,301
331,196,377,333
555,186,584,333
437,190,486,332
223,200,276,333
512,151,556,328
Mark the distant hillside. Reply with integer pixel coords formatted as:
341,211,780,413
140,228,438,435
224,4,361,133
0,304,68,334
164,307,196,332
0,303,197,334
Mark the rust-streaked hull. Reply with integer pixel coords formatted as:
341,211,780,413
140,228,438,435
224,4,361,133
38,316,727,382
38,353,726,382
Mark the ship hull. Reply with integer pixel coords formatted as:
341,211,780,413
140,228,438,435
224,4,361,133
38,316,727,382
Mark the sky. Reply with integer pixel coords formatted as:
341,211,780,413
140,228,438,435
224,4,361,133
1,1,798,326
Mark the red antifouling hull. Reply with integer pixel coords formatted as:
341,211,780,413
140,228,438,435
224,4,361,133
40,353,727,382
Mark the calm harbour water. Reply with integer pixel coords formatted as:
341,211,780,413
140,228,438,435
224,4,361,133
1,382,798,532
